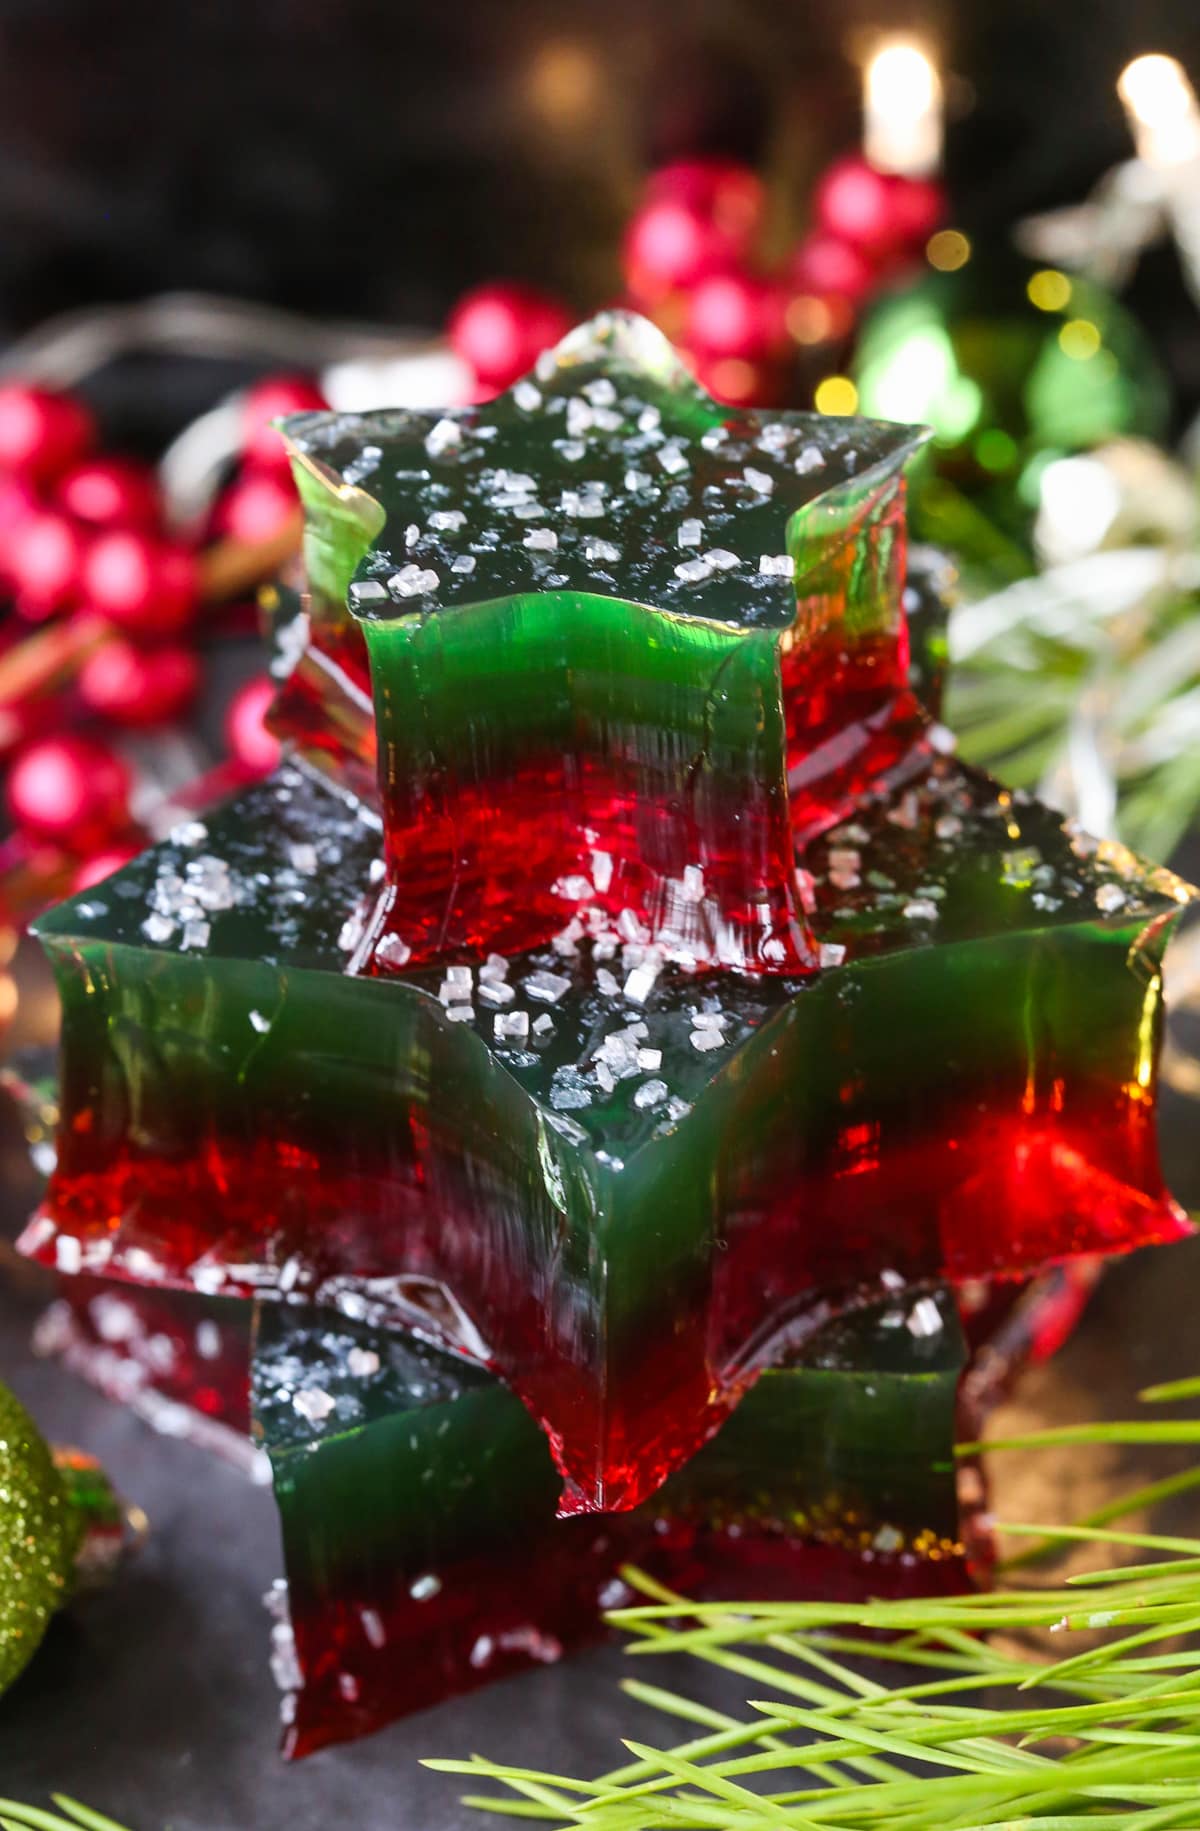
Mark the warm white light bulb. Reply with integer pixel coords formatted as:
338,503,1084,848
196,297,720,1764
1118,54,1200,167
864,40,943,178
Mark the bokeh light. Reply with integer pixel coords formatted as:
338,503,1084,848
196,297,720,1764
926,229,970,272
814,375,859,415
1027,269,1072,312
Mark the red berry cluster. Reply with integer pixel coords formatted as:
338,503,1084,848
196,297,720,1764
447,155,945,408
627,155,944,404
0,372,323,902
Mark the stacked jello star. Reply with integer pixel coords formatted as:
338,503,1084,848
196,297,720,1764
22,313,1192,1755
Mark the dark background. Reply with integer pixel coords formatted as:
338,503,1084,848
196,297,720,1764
0,1,1197,334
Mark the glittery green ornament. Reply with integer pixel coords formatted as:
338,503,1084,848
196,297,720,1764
853,259,1169,567
0,1380,82,1697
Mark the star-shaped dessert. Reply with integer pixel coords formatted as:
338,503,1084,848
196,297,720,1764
281,312,927,974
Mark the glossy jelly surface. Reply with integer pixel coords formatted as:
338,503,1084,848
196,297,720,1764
23,750,1190,1513
255,1291,968,1756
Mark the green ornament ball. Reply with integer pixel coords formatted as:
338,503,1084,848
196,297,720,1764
0,1380,81,1697
852,258,1170,563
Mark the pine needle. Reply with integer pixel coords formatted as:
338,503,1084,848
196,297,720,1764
433,1378,1200,1829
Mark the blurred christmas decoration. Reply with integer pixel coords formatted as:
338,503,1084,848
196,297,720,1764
0,1380,133,1699
0,357,329,916
853,262,1170,561
447,40,949,407
1019,55,1200,306
448,284,573,397
880,47,1200,874
0,296,483,934
946,435,1200,866
862,38,943,182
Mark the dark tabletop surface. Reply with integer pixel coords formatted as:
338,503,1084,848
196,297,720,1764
0,907,1198,1830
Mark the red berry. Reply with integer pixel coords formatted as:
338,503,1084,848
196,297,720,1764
79,639,200,727
622,199,719,304
242,374,328,471
82,530,200,636
56,455,161,530
684,268,781,361
71,843,142,893
625,162,766,307
645,160,764,250
814,155,904,259
0,475,42,586
687,352,776,407
226,675,282,774
213,469,299,544
448,284,572,394
789,234,877,303
0,385,94,483
8,510,87,620
7,734,131,845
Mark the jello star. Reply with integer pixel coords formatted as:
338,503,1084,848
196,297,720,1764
282,312,928,977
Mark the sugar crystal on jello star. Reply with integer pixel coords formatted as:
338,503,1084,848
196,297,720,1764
280,310,925,974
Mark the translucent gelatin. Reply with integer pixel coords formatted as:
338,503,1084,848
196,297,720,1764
279,311,924,974
34,1275,255,1471
256,1290,969,1757
22,753,1190,1512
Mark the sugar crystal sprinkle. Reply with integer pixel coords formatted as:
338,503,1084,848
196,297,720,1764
675,557,712,584
623,964,659,1004
142,913,176,944
525,970,571,1004
425,418,462,457
389,564,440,599
907,1297,944,1339
293,1388,336,1425
374,934,412,969
690,1027,725,1052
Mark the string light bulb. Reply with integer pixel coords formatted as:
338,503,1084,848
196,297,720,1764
863,40,943,177
1118,54,1200,168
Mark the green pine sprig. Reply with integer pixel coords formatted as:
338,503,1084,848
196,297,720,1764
427,1380,1200,1828
947,559,1200,865
0,1799,130,1831
7,1385,1200,1829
